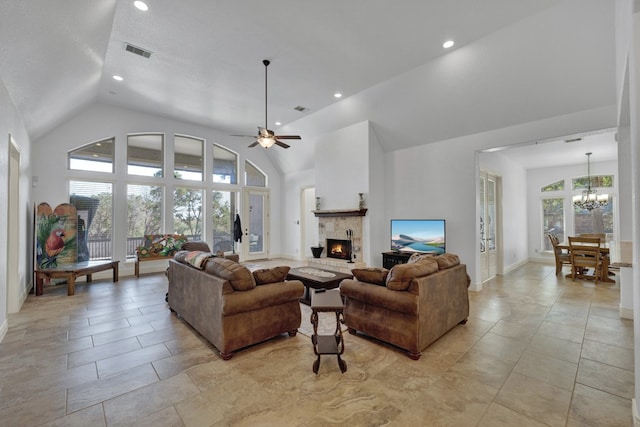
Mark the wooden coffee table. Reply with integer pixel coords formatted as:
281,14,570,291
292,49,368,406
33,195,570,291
287,267,352,305
35,260,119,296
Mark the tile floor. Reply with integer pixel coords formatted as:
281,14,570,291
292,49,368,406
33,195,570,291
0,261,634,426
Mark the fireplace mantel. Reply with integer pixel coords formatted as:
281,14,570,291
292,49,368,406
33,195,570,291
312,208,367,218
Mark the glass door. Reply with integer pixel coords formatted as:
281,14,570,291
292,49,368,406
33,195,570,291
480,171,499,281
242,188,269,260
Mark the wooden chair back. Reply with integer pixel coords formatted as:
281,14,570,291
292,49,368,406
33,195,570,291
568,236,602,284
579,233,606,243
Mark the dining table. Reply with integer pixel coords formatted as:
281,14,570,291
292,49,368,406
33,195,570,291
557,242,614,284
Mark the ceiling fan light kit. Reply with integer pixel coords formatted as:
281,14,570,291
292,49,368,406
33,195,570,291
235,59,302,149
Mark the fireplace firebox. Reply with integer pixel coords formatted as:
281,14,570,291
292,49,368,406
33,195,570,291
326,238,351,261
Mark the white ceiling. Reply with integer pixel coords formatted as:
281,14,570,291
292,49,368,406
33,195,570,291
486,129,618,170
0,0,618,170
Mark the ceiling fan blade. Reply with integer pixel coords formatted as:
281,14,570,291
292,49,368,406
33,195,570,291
275,140,290,149
274,135,301,140
231,134,257,138
248,141,259,148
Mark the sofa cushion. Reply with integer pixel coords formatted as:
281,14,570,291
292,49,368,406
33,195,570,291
205,258,255,291
222,281,304,315
253,266,291,285
386,258,438,291
351,268,389,286
407,253,435,264
340,279,418,314
181,241,211,252
435,253,460,270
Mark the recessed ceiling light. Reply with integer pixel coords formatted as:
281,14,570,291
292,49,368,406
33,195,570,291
275,121,281,126
112,75,123,81
334,92,343,98
134,1,149,11
443,40,455,49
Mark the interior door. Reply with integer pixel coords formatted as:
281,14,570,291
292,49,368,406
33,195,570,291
7,136,20,313
480,171,499,282
242,188,269,260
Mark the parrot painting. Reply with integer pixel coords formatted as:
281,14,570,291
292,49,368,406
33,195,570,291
45,229,66,257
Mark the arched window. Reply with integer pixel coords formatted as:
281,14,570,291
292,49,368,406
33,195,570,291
68,137,114,173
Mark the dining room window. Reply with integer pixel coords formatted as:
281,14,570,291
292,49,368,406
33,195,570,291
542,198,564,251
574,197,614,243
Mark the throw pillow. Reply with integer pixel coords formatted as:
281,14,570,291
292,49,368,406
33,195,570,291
386,258,438,291
205,258,256,291
253,266,291,285
351,268,389,286
184,250,214,269
435,253,460,269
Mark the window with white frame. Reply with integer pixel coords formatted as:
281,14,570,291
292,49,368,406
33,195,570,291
174,187,203,240
542,197,564,251
174,135,203,181
128,134,164,177
69,181,113,260
212,190,236,253
213,144,237,184
127,184,163,258
68,137,114,173
245,160,266,187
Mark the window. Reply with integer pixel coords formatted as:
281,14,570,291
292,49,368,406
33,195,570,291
127,184,163,258
128,134,164,176
213,144,237,184
245,160,266,187
572,175,613,190
574,197,614,243
68,138,114,173
542,198,564,251
174,135,203,181
174,187,203,240
212,190,236,253
69,181,113,260
541,180,564,192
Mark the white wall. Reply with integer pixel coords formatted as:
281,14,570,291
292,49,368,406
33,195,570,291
0,79,32,338
32,103,284,274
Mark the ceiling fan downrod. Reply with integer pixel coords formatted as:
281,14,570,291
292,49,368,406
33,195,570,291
263,59,270,130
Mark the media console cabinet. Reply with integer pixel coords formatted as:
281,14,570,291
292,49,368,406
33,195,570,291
381,251,413,269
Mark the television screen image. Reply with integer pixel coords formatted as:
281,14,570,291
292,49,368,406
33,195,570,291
391,219,445,254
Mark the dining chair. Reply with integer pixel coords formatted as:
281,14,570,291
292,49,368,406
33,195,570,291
568,236,602,284
547,233,571,276
579,233,606,243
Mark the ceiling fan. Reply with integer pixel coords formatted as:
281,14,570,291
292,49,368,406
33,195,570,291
233,59,302,149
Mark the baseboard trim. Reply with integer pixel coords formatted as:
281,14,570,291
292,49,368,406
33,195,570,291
0,319,8,343
620,306,634,320
469,282,483,292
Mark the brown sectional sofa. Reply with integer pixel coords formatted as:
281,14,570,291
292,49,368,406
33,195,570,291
167,251,304,360
340,253,470,359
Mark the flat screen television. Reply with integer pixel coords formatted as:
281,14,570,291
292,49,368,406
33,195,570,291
391,219,446,254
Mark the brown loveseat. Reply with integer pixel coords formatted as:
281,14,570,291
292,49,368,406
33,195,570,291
340,254,470,359
167,251,303,359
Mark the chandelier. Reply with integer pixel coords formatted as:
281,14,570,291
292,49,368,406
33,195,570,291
573,152,608,211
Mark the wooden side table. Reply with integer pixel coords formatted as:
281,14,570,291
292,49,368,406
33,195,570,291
310,289,347,374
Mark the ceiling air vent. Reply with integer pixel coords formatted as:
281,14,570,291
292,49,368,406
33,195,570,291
125,43,152,58
294,105,309,112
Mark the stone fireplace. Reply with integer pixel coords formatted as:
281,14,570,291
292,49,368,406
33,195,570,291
326,238,351,261
308,209,366,273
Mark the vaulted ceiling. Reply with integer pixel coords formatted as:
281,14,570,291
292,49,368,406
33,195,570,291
0,0,618,172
